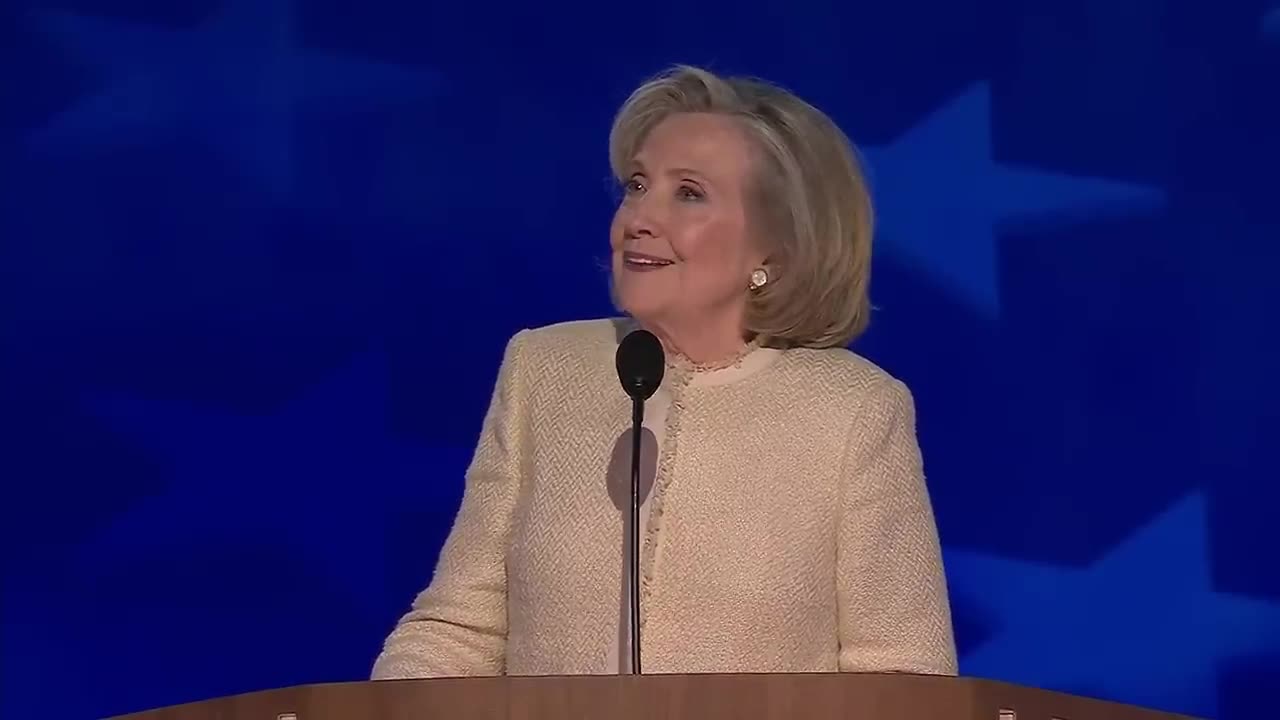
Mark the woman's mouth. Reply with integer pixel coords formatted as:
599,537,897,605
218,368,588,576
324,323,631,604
623,251,675,271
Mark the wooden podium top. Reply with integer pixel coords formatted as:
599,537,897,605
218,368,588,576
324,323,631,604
111,673,1198,720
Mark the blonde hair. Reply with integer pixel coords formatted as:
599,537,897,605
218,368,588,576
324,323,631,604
608,65,874,348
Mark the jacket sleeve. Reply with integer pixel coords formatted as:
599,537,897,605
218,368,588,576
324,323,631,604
371,330,529,679
836,375,958,675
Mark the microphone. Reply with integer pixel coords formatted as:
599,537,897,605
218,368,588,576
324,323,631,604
615,328,664,675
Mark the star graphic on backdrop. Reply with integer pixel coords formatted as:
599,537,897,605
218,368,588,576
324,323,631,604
863,82,1165,318
945,493,1280,719
80,352,474,615
26,0,441,196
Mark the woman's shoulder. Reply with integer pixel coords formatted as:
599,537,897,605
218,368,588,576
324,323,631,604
775,348,919,462
517,317,626,346
500,317,626,379
508,317,624,354
779,345,911,402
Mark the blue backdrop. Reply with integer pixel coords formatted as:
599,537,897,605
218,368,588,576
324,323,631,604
3,1,1279,718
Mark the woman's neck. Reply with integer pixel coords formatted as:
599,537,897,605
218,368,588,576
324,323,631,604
642,317,754,369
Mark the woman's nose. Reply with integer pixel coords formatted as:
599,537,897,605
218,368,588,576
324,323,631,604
622,195,662,240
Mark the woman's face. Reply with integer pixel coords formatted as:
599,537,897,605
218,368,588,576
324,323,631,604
610,112,765,345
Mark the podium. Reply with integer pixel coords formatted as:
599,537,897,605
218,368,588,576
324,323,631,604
109,673,1197,720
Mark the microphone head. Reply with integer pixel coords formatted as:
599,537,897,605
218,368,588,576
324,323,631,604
616,329,665,401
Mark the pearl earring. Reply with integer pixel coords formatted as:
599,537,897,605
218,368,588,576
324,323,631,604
749,268,769,291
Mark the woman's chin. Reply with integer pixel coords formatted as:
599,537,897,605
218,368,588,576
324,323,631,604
617,294,670,321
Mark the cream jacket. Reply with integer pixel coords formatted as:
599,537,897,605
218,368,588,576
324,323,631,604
372,318,957,678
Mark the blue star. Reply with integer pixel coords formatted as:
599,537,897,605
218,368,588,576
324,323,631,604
862,82,1165,318
78,352,474,616
26,0,441,196
944,493,1280,718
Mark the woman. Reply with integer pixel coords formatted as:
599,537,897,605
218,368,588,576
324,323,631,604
372,65,957,678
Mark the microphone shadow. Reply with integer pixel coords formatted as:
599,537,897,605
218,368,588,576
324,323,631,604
605,428,657,512
605,426,658,670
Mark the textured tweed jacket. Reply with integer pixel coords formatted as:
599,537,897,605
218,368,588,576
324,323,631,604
371,318,957,679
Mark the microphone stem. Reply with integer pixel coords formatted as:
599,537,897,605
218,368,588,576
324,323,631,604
629,395,643,675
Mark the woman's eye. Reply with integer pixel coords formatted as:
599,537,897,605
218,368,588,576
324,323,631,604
678,185,704,201
624,178,645,195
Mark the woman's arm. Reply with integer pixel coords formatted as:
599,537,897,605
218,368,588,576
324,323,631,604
371,330,530,679
836,375,958,675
